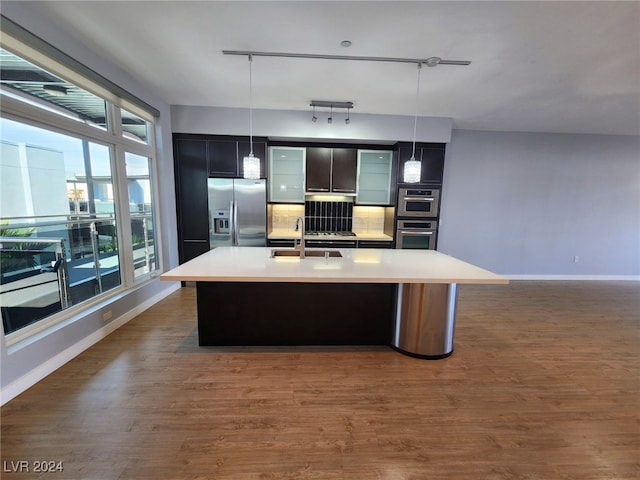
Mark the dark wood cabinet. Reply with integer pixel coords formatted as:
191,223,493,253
208,138,267,178
207,140,238,177
418,147,445,183
398,144,445,183
305,147,332,192
173,137,210,264
331,148,357,193
305,147,357,193
357,240,393,249
267,239,296,248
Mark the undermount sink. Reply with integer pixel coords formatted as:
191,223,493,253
270,249,342,258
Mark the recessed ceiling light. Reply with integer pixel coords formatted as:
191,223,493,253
341,40,352,48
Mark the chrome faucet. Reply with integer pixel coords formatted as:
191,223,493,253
294,216,305,258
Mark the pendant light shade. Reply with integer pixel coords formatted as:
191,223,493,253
242,153,261,179
403,157,421,183
243,55,261,179
403,63,423,183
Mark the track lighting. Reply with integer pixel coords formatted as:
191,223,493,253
309,100,354,125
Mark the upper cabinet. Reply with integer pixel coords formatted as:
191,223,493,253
356,150,394,205
305,147,332,192
208,138,266,178
207,140,238,177
397,143,445,183
305,147,357,194
331,148,358,193
269,146,305,203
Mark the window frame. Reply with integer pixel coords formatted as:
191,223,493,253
0,26,162,345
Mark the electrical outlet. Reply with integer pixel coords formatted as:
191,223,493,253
573,255,580,263
102,310,113,322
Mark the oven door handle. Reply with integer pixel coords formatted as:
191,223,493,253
403,196,435,201
399,230,434,235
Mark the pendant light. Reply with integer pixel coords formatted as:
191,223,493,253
242,54,261,179
403,63,423,183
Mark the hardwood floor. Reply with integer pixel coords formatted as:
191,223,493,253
1,281,639,479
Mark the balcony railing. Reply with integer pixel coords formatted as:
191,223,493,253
1,212,154,335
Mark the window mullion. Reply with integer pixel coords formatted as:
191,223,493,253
112,144,134,287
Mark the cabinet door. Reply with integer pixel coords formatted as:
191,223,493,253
238,141,267,178
356,150,393,205
420,147,445,183
357,240,393,249
174,138,209,263
208,140,238,177
305,147,332,192
331,148,357,193
269,147,305,203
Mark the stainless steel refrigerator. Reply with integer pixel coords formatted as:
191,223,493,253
208,178,266,248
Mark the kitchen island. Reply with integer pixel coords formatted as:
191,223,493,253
161,247,508,358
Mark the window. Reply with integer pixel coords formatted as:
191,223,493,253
0,35,160,340
0,49,108,130
125,152,157,278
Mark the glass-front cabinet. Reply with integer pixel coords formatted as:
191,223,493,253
356,150,393,205
268,146,305,203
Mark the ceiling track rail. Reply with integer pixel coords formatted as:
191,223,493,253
222,50,471,67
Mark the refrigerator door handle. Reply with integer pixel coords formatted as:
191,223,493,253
228,201,235,246
232,201,239,246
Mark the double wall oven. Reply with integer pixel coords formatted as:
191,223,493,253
395,186,440,250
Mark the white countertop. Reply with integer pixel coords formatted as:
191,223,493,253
161,247,508,284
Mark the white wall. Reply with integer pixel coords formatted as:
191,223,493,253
439,130,640,278
0,4,180,404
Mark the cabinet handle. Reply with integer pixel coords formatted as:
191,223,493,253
332,188,355,192
307,188,330,192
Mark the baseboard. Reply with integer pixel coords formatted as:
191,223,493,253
0,282,180,406
506,274,640,281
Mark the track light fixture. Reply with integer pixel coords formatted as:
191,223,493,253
309,100,354,125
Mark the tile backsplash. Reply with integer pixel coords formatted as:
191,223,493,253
352,206,386,234
305,200,353,232
270,204,304,230
269,203,391,236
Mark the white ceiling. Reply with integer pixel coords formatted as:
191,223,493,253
30,1,640,136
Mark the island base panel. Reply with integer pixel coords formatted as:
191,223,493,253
196,282,396,346
392,283,458,357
